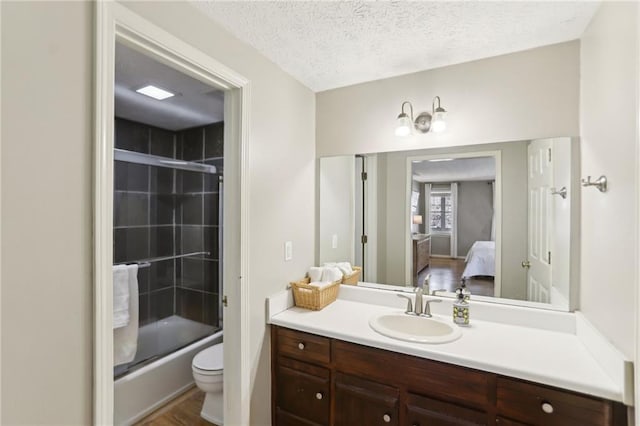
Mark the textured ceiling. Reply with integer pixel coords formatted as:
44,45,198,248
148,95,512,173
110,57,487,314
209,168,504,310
194,1,599,92
115,42,224,131
413,157,495,183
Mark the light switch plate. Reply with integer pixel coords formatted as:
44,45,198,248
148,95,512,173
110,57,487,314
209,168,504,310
332,234,338,249
284,241,293,261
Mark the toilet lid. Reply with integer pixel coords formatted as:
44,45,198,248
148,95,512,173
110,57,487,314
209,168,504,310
193,343,224,371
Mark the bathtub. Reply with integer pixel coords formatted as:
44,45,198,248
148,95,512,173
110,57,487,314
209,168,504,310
114,315,223,425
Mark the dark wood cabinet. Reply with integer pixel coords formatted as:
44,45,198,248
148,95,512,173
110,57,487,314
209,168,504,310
271,326,626,426
404,393,487,426
335,373,399,426
496,377,621,426
412,235,431,285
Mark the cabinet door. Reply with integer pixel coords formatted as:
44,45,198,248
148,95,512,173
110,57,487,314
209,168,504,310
276,407,324,426
495,417,530,426
335,373,399,426
276,358,330,425
405,393,487,426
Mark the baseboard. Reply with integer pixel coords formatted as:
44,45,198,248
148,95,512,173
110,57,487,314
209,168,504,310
126,382,195,425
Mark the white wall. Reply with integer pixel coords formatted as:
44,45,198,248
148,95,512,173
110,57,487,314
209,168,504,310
317,41,579,157
318,156,355,264
579,2,638,360
1,1,316,424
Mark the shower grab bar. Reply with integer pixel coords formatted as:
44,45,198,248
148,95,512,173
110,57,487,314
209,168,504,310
114,251,211,269
114,149,217,174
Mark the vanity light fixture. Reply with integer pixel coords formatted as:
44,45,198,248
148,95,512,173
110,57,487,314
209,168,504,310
395,96,447,136
136,85,175,100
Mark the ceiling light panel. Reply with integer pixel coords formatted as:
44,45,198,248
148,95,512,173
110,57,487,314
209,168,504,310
136,85,175,100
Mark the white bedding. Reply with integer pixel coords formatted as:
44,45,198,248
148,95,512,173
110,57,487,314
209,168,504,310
462,241,495,278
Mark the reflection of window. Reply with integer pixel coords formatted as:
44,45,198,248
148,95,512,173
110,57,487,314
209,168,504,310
430,192,452,232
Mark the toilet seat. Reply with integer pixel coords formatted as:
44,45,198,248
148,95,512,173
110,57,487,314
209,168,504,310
193,343,223,373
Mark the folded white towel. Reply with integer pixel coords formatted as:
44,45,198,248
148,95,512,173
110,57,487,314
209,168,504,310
324,261,354,276
336,262,354,275
308,266,324,282
114,264,139,366
321,266,343,283
113,265,130,329
309,281,333,289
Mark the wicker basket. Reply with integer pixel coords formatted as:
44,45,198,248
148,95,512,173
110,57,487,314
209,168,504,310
341,266,362,285
290,277,341,310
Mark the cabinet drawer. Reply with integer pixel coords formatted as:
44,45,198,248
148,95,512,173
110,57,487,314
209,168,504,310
277,327,330,365
405,393,488,426
497,377,615,426
335,373,399,426
276,358,330,425
333,340,492,407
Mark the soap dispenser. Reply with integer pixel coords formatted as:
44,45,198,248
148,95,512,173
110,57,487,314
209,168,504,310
460,278,471,302
453,287,470,326
422,274,431,294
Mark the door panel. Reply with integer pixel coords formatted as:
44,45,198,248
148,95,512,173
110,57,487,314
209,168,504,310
527,139,553,303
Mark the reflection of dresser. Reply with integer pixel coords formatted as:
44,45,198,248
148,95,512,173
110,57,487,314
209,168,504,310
412,234,431,280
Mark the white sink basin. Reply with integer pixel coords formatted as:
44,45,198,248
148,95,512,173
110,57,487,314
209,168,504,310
369,313,462,344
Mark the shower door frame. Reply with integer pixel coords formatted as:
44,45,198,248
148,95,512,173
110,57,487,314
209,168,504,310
94,3,251,425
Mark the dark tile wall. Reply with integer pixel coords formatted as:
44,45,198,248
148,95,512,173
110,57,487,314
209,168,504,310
175,122,223,327
113,118,223,328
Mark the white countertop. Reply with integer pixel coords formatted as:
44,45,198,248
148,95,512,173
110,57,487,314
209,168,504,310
268,285,633,404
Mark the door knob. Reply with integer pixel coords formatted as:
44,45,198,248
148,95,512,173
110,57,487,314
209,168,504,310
298,342,305,350
521,260,531,269
383,413,391,423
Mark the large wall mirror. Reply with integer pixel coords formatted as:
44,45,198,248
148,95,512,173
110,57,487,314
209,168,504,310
318,137,579,311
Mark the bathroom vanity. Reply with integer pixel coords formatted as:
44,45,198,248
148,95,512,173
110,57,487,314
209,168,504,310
268,286,632,426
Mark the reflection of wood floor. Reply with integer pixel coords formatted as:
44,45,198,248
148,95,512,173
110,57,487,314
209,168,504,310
417,257,494,297
134,387,216,426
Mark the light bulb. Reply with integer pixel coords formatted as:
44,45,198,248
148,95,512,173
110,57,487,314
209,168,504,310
395,114,413,137
431,110,446,133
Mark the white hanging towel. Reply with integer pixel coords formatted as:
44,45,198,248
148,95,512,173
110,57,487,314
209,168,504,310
113,265,130,329
114,264,139,366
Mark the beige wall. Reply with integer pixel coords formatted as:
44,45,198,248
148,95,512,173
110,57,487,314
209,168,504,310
1,2,93,424
316,41,579,157
1,1,315,425
579,2,638,360
318,156,355,264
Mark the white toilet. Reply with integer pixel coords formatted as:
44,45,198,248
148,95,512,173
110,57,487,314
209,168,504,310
192,342,224,424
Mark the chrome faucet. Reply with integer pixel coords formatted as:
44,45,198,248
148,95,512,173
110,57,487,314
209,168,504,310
397,287,441,317
414,287,424,315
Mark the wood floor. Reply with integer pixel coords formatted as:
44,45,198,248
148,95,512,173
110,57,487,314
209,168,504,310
417,257,494,297
134,387,217,426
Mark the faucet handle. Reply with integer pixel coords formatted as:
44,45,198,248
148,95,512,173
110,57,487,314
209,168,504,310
397,294,413,314
422,298,442,318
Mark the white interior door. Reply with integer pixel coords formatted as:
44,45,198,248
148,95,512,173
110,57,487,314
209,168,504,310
527,139,553,303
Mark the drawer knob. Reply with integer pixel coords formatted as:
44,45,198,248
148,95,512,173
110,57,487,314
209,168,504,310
298,342,305,350
315,392,323,400
541,401,554,414
383,413,391,423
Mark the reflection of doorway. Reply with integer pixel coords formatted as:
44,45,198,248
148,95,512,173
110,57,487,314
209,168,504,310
407,152,501,297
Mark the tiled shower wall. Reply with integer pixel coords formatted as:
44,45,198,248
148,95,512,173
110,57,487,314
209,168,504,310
113,117,223,328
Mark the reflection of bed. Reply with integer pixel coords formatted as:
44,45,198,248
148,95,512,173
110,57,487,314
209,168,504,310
462,241,495,278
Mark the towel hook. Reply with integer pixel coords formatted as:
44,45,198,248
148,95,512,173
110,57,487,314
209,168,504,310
550,186,567,199
581,175,607,193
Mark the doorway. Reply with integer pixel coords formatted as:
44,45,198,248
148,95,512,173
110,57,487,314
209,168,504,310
95,3,250,424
